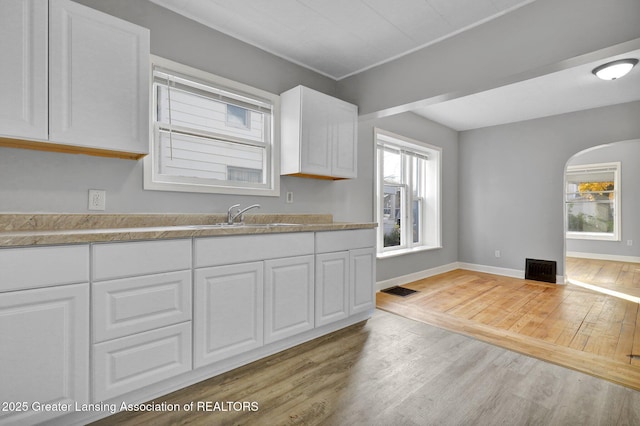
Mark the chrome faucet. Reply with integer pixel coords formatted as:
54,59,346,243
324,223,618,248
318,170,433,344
227,203,261,225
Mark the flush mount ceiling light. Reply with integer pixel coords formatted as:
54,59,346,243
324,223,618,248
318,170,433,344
592,58,638,80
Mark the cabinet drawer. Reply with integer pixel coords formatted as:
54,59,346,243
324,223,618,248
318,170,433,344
92,239,191,281
315,229,375,253
0,244,89,292
93,322,192,401
92,270,192,343
195,232,314,268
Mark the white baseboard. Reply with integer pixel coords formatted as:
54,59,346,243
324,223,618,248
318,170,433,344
378,262,565,288
566,251,640,264
458,262,524,279
459,262,565,284
376,262,459,291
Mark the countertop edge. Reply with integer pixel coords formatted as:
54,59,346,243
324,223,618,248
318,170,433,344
0,222,378,247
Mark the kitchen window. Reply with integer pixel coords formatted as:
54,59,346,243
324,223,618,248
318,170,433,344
375,128,441,257
565,162,620,241
144,56,280,196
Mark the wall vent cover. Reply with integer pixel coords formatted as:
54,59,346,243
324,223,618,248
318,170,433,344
525,258,557,283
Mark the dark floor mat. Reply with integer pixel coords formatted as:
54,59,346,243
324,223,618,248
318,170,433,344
381,286,418,297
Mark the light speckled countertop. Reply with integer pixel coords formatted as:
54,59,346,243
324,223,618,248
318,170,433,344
0,214,376,247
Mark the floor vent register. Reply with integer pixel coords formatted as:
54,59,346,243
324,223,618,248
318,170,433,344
525,258,557,283
381,286,418,297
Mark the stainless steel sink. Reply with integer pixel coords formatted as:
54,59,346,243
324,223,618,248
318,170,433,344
174,223,305,229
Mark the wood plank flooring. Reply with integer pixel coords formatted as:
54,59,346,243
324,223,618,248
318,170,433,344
377,268,640,392
91,309,640,426
566,256,640,299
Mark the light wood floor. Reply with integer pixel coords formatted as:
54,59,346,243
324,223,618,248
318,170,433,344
92,309,640,426
377,268,640,392
566,256,640,299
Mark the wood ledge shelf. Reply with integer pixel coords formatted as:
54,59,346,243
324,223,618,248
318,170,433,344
0,137,146,160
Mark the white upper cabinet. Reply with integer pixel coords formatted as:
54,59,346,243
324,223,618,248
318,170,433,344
0,0,48,141
49,0,149,157
0,0,150,159
280,85,357,179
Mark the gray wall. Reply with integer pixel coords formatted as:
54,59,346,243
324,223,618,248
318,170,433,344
0,0,374,222
360,113,459,283
566,140,640,258
337,0,640,118
458,101,640,276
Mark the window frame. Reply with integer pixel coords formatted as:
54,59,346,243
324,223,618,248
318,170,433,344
375,128,442,257
144,55,280,196
565,161,621,241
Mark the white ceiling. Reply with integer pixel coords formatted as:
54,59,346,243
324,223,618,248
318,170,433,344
414,48,640,130
149,0,535,80
150,0,640,131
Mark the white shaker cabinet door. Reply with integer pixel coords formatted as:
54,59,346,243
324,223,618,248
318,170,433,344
194,262,264,368
0,0,48,141
264,255,315,344
349,247,376,315
48,0,150,155
331,99,358,178
315,251,349,327
299,87,332,176
0,283,89,426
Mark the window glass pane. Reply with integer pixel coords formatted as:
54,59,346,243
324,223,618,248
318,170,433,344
567,202,614,233
226,104,250,129
383,185,403,247
157,85,265,143
157,130,265,184
412,199,421,244
383,148,402,184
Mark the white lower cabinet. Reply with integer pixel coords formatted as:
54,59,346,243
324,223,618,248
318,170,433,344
91,239,193,400
350,247,376,315
194,262,264,368
0,228,375,424
315,230,376,326
264,255,315,344
315,251,349,327
0,283,89,426
93,322,192,401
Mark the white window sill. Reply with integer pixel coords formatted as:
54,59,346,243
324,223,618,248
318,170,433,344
566,232,619,241
377,245,441,259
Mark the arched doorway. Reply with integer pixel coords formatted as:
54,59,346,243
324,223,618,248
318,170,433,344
564,139,640,302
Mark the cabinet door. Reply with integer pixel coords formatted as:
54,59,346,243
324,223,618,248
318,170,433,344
0,0,48,140
300,88,332,176
331,101,358,178
265,256,314,344
315,251,349,327
194,262,264,368
48,0,149,155
350,247,376,315
0,284,89,426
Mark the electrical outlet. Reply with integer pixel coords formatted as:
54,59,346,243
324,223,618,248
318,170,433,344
88,190,106,211
494,250,501,258
627,240,633,246
286,191,294,204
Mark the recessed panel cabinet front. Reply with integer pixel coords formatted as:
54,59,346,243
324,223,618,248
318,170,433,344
93,322,192,401
315,251,349,327
48,0,149,155
0,0,48,141
194,262,264,368
264,256,315,344
0,283,89,426
350,247,376,315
